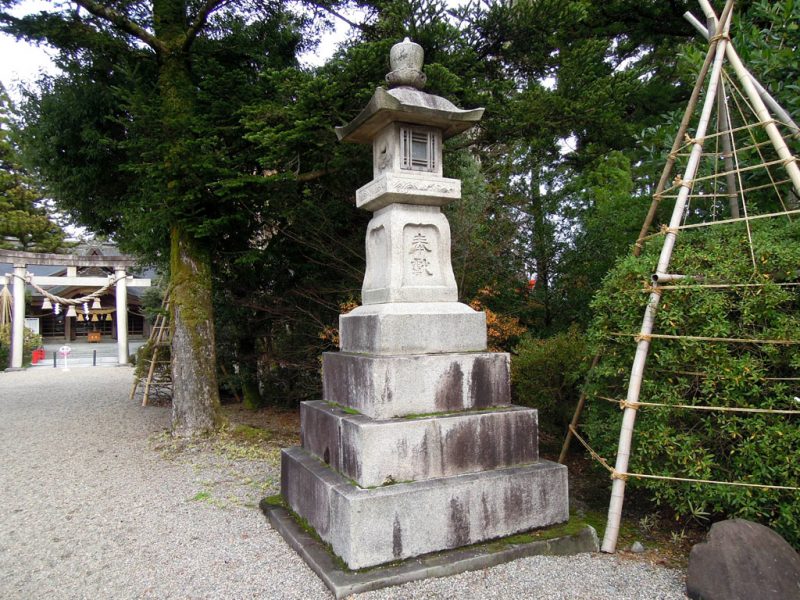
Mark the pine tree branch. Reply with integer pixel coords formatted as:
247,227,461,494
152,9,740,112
305,1,364,31
296,167,334,182
73,0,166,53
184,0,231,51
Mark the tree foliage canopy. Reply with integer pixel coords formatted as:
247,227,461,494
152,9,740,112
0,84,66,252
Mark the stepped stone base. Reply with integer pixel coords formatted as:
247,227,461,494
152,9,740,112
281,446,569,570
301,401,538,487
323,352,509,418
340,302,486,355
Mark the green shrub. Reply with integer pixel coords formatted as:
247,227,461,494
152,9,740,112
0,324,43,368
584,218,800,546
512,325,590,435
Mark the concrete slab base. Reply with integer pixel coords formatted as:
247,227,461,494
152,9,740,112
281,446,569,569
262,501,599,600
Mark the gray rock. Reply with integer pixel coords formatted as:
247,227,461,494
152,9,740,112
686,518,800,600
630,541,645,554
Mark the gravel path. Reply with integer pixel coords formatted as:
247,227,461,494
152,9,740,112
0,368,688,599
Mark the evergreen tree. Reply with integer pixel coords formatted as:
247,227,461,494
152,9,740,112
0,83,65,252
2,0,336,434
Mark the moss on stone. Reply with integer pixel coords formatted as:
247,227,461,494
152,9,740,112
326,402,362,415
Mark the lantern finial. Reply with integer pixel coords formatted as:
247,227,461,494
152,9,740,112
386,37,426,89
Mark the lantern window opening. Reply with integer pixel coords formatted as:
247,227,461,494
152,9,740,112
401,126,436,172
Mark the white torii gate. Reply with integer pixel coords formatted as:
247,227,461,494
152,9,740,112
1,249,151,369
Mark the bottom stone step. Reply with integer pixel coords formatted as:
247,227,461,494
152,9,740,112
263,501,598,599
281,446,569,570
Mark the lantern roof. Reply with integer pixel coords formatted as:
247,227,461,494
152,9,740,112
335,38,484,144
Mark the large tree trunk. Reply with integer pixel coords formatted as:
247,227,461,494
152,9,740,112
155,1,224,434
170,226,224,434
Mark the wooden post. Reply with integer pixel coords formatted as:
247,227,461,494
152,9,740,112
716,78,740,218
632,30,718,257
558,352,601,464
686,6,800,137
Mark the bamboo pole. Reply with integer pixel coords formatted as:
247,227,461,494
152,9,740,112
601,0,735,554
722,51,800,196
558,352,601,464
716,79,740,218
698,0,800,201
633,26,720,258
561,33,719,459
142,313,166,407
699,5,739,218
686,7,800,138
562,6,725,466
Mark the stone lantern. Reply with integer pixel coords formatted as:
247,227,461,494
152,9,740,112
279,38,568,570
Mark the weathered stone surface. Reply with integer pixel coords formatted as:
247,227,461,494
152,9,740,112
386,37,426,89
339,302,486,355
280,446,341,540
301,401,538,487
357,172,461,212
368,123,444,181
280,37,570,578
361,204,457,304
686,519,800,600
322,352,509,418
335,86,484,144
281,446,569,570
263,502,598,600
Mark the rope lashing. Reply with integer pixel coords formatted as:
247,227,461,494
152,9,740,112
568,425,800,491
568,425,614,472
9,271,127,306
674,208,800,231
619,399,642,411
648,282,800,291
659,224,679,235
612,332,800,345
595,394,800,416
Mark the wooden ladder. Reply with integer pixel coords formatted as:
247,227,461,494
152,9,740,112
130,294,172,406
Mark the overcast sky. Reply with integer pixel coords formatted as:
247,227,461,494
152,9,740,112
0,0,361,102
0,1,59,98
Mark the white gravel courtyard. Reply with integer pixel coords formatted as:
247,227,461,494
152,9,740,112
0,367,688,599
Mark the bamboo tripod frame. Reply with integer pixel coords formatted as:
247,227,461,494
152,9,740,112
559,0,730,465
600,0,800,553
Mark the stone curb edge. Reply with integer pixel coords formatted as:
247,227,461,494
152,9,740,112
261,502,599,599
